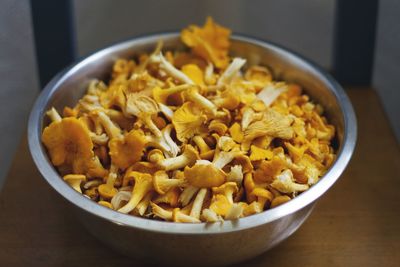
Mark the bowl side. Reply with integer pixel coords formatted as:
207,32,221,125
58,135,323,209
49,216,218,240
28,33,356,235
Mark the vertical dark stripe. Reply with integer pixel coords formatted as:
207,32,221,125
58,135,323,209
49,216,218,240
30,0,76,88
332,0,379,86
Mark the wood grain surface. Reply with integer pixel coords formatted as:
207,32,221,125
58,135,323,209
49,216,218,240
1,89,399,267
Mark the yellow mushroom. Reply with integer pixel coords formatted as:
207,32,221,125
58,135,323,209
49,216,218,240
98,164,119,199
98,200,113,209
209,194,231,217
192,135,211,155
179,185,199,206
111,190,131,210
150,202,173,221
208,120,228,136
183,87,218,115
227,165,244,185
46,107,62,122
217,136,237,152
204,62,217,85
225,203,244,220
212,182,238,204
256,82,287,107
153,187,180,207
160,124,181,157
251,187,274,208
184,160,226,188
243,201,263,216
253,156,287,184
212,89,241,110
150,52,194,85
241,107,263,131
63,174,86,193
243,108,294,145
125,94,162,137
201,208,223,222
249,145,273,161
217,57,246,86
270,169,309,194
172,102,207,142
172,208,201,223
270,195,291,208
153,170,186,195
244,65,272,89
109,129,147,170
135,191,154,216
152,84,191,104
229,122,244,143
181,64,205,86
147,149,165,164
181,17,231,69
212,150,243,169
118,172,153,214
158,145,200,171
42,117,101,175
189,188,208,219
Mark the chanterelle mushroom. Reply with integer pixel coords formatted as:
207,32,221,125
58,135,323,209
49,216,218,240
125,93,161,137
158,145,200,171
118,172,153,214
109,129,147,170
181,16,231,69
172,102,207,142
184,160,226,188
42,117,104,176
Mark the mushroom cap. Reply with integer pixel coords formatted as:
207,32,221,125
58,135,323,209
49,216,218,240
209,194,231,216
63,174,86,193
244,65,272,89
98,184,118,199
153,170,184,195
153,187,181,207
42,117,94,174
181,16,231,69
244,108,294,142
253,156,287,183
270,195,291,208
249,145,273,161
181,64,205,86
109,129,147,170
251,188,274,202
212,182,238,195
172,102,207,142
184,160,226,188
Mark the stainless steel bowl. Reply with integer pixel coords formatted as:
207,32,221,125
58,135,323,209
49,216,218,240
28,33,356,266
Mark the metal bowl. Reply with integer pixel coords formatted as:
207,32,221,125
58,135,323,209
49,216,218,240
28,33,356,266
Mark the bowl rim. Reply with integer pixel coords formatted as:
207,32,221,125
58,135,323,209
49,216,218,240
28,32,357,235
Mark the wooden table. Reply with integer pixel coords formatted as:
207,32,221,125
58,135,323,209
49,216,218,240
1,89,399,267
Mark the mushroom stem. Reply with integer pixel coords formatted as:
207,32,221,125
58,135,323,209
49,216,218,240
153,170,186,194
118,172,153,214
225,203,244,220
136,191,153,216
172,208,201,223
179,186,199,206
150,202,173,221
193,135,211,154
152,53,194,84
185,87,217,115
217,57,246,86
153,84,191,104
97,111,122,139
158,145,199,171
46,107,62,123
190,188,208,219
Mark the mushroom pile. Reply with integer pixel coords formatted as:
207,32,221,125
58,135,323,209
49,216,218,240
42,17,336,223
